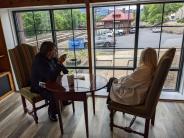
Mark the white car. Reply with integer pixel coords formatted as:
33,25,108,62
95,35,115,47
116,29,124,35
107,29,124,37
107,31,113,37
152,27,161,33
83,35,116,47
129,28,136,33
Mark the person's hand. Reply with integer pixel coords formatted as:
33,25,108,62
59,54,67,64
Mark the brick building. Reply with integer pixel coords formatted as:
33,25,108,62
101,10,134,33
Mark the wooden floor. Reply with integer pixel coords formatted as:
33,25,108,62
1,92,184,138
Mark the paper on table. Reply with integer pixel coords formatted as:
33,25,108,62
39,81,46,88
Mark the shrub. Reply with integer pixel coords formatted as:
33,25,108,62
177,18,184,23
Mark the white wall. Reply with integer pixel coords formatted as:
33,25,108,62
179,65,184,94
0,9,17,49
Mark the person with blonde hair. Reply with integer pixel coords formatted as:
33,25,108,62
107,47,157,105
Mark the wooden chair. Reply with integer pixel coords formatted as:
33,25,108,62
9,44,49,123
107,48,176,138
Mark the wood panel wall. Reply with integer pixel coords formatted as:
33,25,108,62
0,0,84,8
0,0,121,8
0,20,15,98
1,0,182,9
0,21,11,72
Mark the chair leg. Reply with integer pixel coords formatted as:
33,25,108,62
110,109,114,131
72,101,75,113
32,103,38,124
151,110,156,126
144,119,150,138
21,95,27,113
58,100,64,135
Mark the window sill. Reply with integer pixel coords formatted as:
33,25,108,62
160,91,184,102
95,88,184,102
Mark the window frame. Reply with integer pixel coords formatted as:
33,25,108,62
12,7,89,72
92,2,184,91
12,1,184,91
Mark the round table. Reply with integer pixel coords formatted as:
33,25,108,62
46,73,107,138
58,74,107,92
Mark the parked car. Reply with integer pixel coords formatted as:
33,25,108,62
107,29,124,37
152,27,161,33
129,28,136,33
95,35,115,47
83,35,115,48
115,29,124,35
69,35,116,49
68,38,85,49
107,31,113,37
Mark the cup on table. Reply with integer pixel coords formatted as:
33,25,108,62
39,81,46,88
67,74,74,87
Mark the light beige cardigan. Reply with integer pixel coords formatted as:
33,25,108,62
110,65,154,105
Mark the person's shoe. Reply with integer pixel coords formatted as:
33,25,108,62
62,100,72,106
49,113,58,122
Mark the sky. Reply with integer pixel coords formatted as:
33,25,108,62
94,5,144,15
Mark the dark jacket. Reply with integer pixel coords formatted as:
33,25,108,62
31,53,68,92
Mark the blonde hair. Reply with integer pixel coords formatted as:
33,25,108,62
139,48,157,72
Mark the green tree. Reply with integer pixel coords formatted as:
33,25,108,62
141,5,149,21
95,15,103,22
22,11,51,37
21,9,87,37
141,3,183,25
72,9,86,29
34,11,51,31
54,9,86,30
54,10,72,30
22,12,34,37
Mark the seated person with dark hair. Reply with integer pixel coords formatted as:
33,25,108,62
31,41,69,121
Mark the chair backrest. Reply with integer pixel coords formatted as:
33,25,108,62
9,44,37,89
144,48,176,115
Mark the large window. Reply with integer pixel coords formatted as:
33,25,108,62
13,8,89,74
13,11,53,47
139,3,184,90
93,2,184,91
13,2,184,91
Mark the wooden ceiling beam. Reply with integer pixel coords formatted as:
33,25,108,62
1,0,181,8
0,0,131,9
0,0,85,8
0,0,122,8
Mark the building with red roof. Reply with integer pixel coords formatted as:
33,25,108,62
101,10,134,33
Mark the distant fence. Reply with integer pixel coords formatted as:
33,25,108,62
23,30,86,46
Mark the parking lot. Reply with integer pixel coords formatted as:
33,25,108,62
57,28,183,49
57,28,182,68
116,28,183,48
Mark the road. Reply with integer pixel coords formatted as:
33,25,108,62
116,28,183,49
56,28,183,49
